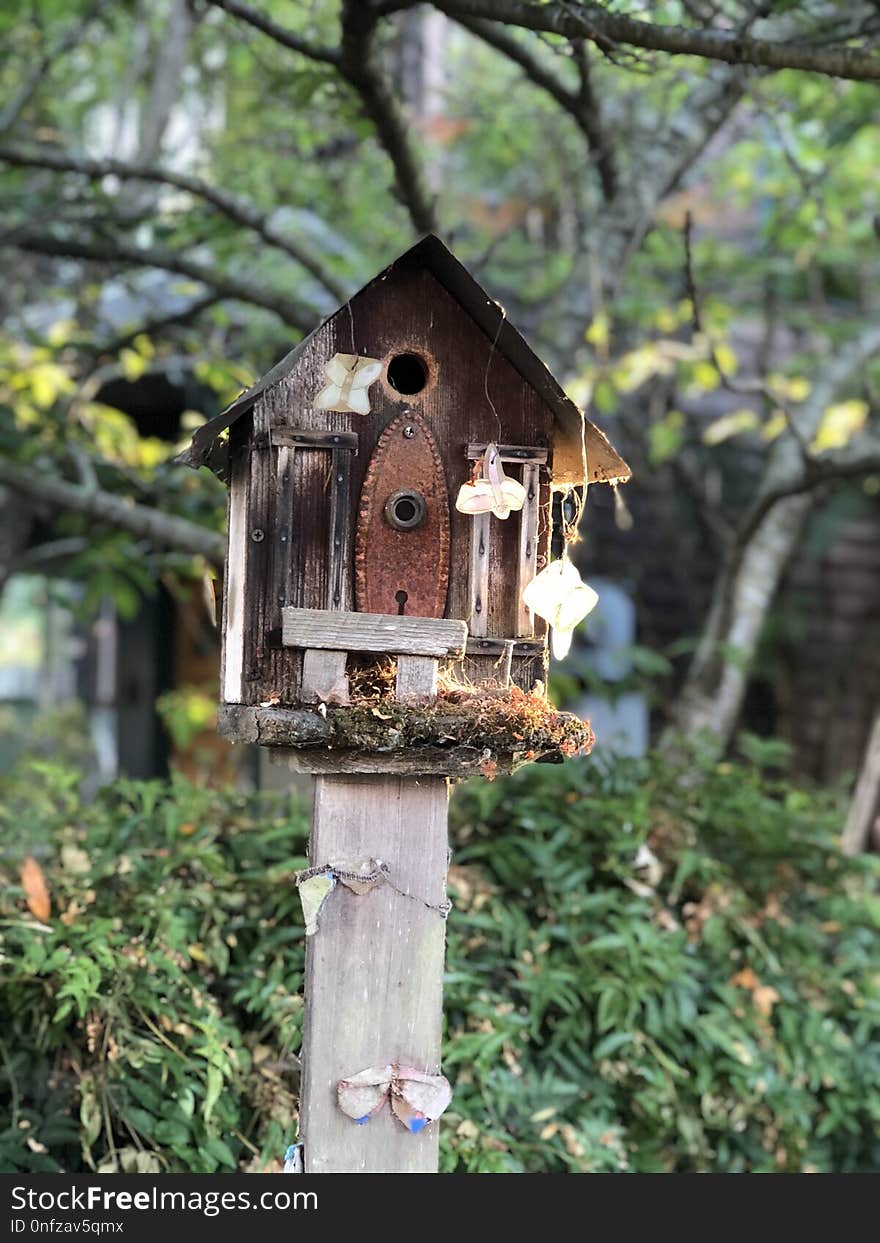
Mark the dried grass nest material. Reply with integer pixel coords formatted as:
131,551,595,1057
318,683,594,764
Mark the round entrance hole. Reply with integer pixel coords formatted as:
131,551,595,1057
384,489,427,531
386,352,429,395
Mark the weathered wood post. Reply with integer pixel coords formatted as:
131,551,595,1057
299,773,450,1172
176,235,630,1173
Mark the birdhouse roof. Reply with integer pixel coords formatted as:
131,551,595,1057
177,234,630,487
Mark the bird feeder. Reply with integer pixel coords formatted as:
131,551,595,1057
180,235,629,776
178,235,630,1173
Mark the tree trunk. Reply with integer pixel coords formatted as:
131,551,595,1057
138,0,196,163
669,324,880,748
0,485,35,599
670,493,812,742
841,707,880,855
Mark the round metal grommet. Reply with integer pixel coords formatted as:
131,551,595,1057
384,489,427,532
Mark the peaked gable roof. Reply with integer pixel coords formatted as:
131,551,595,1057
177,234,630,486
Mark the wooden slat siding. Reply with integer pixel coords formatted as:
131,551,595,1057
463,445,549,641
274,440,297,640
489,491,521,636
241,402,273,701
221,436,249,703
326,445,353,610
466,637,544,657
468,512,490,636
514,651,548,692
466,443,548,464
454,651,499,692
283,608,467,658
456,651,546,693
251,310,342,705
301,649,350,705
300,775,450,1172
517,463,540,636
396,654,438,701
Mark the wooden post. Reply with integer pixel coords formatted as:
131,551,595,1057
296,638,453,1173
299,774,450,1173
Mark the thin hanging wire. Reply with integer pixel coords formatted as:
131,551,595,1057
483,306,506,442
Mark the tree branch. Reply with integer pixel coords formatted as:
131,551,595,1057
0,144,349,303
733,434,880,552
85,294,223,358
138,0,196,163
6,231,317,333
430,1,880,82
682,209,811,459
208,0,438,233
606,68,745,303
202,0,341,64
0,456,226,565
571,40,617,202
455,18,616,200
0,0,112,135
339,1,439,233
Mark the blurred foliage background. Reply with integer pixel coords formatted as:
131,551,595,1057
1,728,878,1173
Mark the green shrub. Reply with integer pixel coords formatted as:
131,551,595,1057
0,737,878,1173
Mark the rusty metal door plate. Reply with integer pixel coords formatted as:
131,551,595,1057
355,412,450,618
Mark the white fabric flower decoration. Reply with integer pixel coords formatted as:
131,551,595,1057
315,353,383,414
455,443,526,519
522,558,598,660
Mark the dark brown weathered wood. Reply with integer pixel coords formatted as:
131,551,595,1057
243,404,273,698
327,445,353,610
466,443,549,464
264,427,359,451
466,637,544,657
283,607,467,657
274,439,297,649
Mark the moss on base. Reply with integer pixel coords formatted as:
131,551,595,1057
220,686,593,777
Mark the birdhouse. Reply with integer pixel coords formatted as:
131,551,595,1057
179,236,630,777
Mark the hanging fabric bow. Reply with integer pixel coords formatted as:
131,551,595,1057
455,443,526,520
522,557,598,660
315,353,383,414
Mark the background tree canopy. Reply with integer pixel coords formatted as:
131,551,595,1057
2,0,880,755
